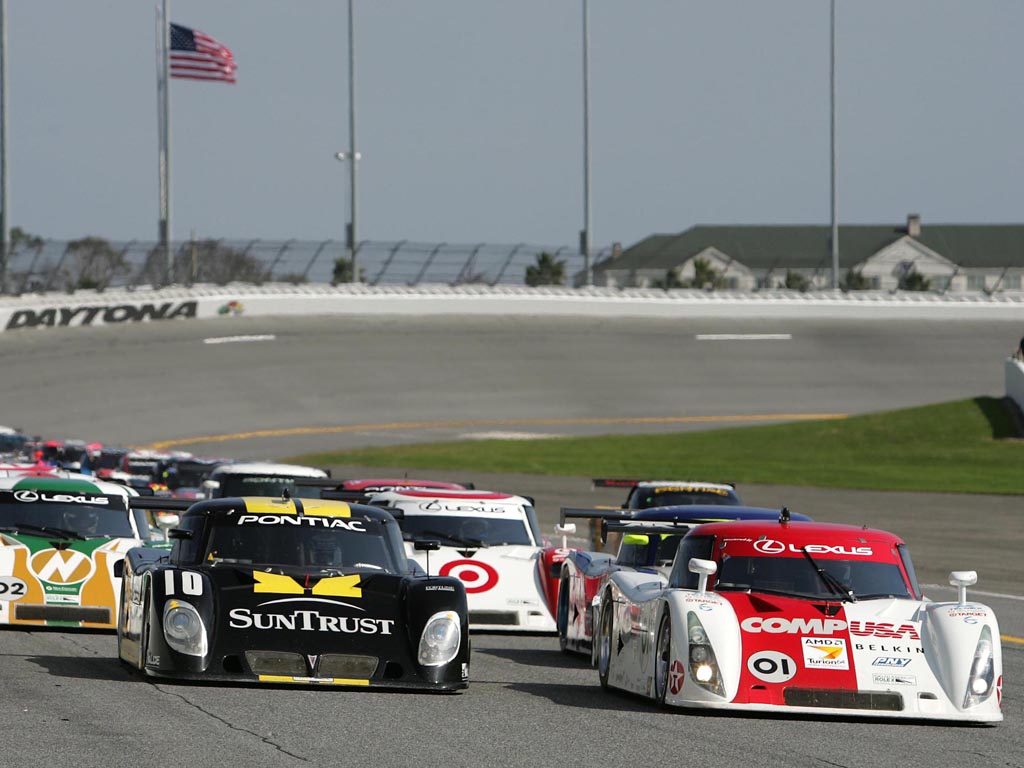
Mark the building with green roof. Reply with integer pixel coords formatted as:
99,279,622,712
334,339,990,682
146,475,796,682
592,215,1024,293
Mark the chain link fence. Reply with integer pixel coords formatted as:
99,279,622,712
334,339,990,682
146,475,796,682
0,238,616,294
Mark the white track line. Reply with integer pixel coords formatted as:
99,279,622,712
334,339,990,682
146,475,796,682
203,334,277,345
696,334,792,341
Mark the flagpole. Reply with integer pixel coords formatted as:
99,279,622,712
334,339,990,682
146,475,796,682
0,0,9,295
159,0,172,285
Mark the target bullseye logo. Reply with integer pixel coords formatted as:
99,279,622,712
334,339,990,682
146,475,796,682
669,660,685,695
439,559,499,593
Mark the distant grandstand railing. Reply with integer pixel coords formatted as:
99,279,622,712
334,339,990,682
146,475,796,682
1,238,613,294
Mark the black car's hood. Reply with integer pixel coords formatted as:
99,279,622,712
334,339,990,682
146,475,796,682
206,567,408,653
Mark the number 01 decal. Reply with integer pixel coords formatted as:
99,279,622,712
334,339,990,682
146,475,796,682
747,650,797,683
164,570,203,596
0,577,27,601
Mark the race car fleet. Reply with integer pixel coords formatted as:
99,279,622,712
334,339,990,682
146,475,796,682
0,428,1005,723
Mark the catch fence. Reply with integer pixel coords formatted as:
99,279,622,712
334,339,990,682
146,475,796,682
0,238,611,294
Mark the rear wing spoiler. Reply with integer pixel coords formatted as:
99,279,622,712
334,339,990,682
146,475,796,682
128,497,193,512
319,490,404,517
559,507,631,525
600,518,699,545
591,478,639,489
128,492,404,519
293,478,477,493
591,478,737,490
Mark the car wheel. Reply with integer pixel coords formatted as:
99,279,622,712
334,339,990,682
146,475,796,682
597,594,613,690
654,610,672,706
556,575,570,653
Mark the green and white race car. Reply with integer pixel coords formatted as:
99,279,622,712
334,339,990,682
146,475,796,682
0,475,150,629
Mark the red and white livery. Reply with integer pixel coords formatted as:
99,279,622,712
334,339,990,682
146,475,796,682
595,516,1002,722
371,489,567,632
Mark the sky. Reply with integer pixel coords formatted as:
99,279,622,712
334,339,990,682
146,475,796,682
6,1,1024,251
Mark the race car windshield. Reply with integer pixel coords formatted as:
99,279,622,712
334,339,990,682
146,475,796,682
95,452,126,470
203,517,403,572
634,491,739,508
399,516,533,547
125,459,161,476
617,533,688,568
714,556,912,600
168,463,217,489
0,499,135,539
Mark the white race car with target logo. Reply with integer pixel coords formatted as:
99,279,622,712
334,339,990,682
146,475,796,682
370,489,566,632
594,513,1002,722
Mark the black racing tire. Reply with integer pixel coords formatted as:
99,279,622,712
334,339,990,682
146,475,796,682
596,594,614,690
556,575,570,654
653,610,672,707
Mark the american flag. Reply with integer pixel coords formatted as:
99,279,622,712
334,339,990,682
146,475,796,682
169,23,237,83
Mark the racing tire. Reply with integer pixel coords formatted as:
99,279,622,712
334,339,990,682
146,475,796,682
556,575,570,654
653,610,672,707
596,594,613,690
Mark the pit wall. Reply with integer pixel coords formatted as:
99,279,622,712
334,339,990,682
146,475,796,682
2,283,1024,333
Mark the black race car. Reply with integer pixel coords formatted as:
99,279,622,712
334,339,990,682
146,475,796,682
117,495,469,691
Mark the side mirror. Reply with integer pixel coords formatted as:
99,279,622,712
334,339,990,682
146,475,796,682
414,538,441,577
168,528,193,541
155,513,180,543
688,558,718,594
554,522,576,549
949,570,978,605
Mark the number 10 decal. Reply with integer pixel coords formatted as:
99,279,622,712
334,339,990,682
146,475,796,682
164,570,203,596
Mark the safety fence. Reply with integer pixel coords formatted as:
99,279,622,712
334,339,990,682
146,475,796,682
0,238,613,294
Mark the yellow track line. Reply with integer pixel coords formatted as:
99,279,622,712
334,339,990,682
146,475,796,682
140,413,848,451
1003,635,1024,646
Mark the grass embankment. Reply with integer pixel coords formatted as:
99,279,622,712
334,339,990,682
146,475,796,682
285,398,1024,495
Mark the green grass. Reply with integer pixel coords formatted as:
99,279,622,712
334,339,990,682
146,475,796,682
284,397,1024,495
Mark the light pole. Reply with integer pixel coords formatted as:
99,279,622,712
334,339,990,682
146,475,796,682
334,150,360,282
345,0,360,282
581,0,593,287
0,0,9,295
830,0,839,291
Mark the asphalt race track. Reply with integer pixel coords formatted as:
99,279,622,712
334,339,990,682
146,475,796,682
1,313,1021,767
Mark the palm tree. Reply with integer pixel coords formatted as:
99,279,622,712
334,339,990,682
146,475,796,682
688,257,721,290
783,270,811,292
525,252,566,286
652,269,685,290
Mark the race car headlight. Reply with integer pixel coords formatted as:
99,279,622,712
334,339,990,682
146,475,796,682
163,600,208,657
417,610,462,667
963,625,995,708
687,612,724,696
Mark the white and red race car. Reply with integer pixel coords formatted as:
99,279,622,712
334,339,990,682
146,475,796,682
594,513,1002,722
370,489,567,632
